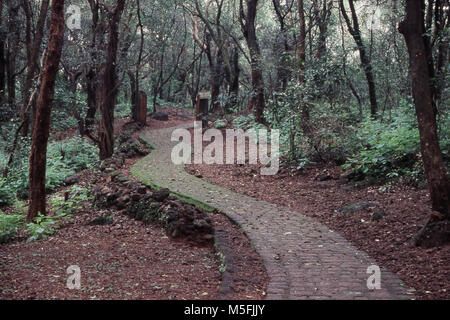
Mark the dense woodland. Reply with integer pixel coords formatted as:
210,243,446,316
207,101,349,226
0,0,449,252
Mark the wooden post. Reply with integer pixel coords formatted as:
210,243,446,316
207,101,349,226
137,90,147,125
196,91,210,127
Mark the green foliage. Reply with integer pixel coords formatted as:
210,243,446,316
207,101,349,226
0,212,25,243
343,106,423,184
214,119,228,129
115,99,132,119
25,215,58,242
50,185,91,216
0,185,88,244
3,137,97,202
0,178,15,207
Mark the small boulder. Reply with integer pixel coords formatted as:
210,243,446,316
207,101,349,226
137,186,147,195
371,211,387,221
131,193,142,202
338,202,379,214
152,188,171,202
87,216,114,226
64,175,81,186
151,112,169,121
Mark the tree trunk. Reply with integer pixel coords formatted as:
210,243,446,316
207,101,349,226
228,44,240,110
339,0,378,118
297,0,311,136
0,0,5,104
128,71,138,121
27,0,65,222
6,0,20,113
240,0,267,125
0,39,4,104
315,0,332,61
399,0,450,247
21,0,50,137
82,0,101,139
133,0,144,122
98,0,125,160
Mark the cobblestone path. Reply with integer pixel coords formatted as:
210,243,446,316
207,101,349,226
131,124,414,300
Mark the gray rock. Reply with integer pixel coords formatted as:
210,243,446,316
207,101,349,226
152,188,171,202
338,202,379,214
371,211,387,221
64,175,80,186
131,193,142,202
151,112,169,121
87,216,113,226
137,186,147,194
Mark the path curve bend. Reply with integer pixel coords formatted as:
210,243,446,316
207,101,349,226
131,124,414,300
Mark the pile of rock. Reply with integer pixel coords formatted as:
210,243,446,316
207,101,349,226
92,176,215,245
90,123,215,245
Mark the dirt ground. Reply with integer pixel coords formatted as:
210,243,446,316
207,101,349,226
0,108,268,300
186,129,449,300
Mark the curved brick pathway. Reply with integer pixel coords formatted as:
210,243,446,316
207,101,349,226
131,124,414,300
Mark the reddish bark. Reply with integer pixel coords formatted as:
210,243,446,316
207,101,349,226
98,0,125,160
27,0,65,222
399,0,450,246
21,0,50,137
239,0,267,125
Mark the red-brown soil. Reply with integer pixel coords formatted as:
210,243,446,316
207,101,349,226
186,129,449,300
0,108,268,300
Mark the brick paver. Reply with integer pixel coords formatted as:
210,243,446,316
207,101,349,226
131,124,415,300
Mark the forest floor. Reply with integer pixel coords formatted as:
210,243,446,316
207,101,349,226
1,107,448,300
187,128,449,300
0,108,268,300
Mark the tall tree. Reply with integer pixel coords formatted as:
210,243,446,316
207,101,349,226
5,0,20,113
27,0,65,222
399,0,450,246
239,0,267,125
97,0,126,160
339,0,378,118
272,0,294,91
296,0,311,137
0,0,6,104
21,0,50,137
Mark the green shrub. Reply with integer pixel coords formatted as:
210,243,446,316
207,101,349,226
3,136,97,200
343,108,423,184
0,178,15,207
0,211,25,243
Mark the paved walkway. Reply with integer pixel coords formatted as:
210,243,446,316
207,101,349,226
131,124,414,300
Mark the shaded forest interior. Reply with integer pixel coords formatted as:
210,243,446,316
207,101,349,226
0,0,449,291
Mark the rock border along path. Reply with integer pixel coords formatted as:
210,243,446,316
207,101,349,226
131,124,414,300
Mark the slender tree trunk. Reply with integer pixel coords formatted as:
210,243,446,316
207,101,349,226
27,0,65,222
133,0,145,122
6,0,20,113
98,0,125,160
0,0,5,104
272,0,291,92
399,0,450,246
0,39,4,104
297,0,311,135
339,0,378,118
128,71,138,119
240,0,267,125
315,0,332,61
228,44,240,109
21,0,50,137
83,0,101,139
